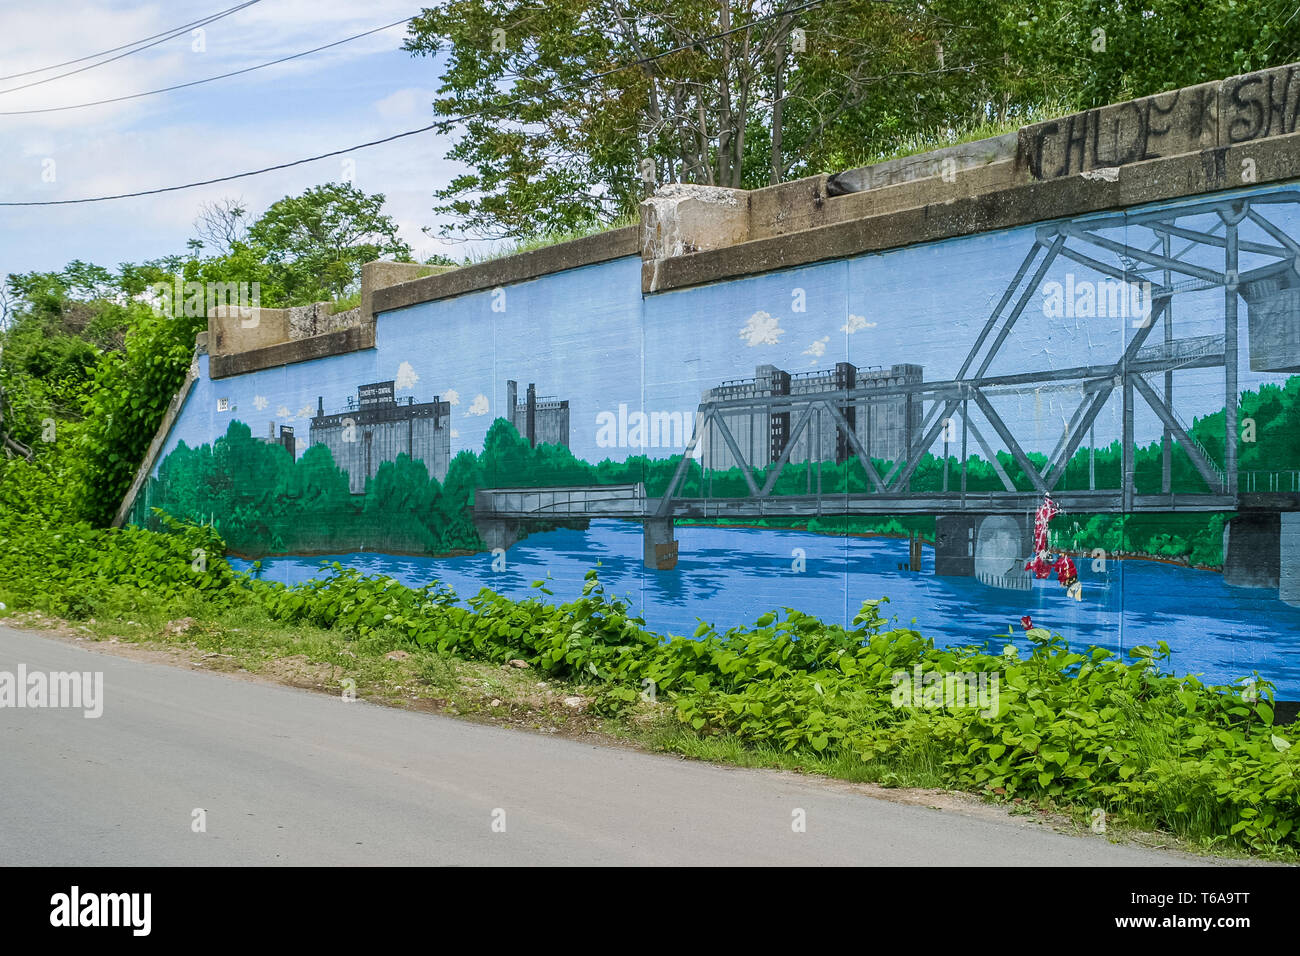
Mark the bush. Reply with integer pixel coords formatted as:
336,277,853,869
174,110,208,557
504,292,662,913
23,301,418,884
1,517,1295,854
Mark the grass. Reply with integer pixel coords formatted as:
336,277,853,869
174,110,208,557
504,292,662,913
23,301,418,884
455,215,640,267
826,98,1076,173
329,290,362,312
3,596,1289,864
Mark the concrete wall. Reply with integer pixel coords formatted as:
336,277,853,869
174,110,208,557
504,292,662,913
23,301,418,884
117,62,1300,697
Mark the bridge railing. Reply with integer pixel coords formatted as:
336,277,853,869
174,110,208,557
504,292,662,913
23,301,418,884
1243,471,1300,493
475,483,649,517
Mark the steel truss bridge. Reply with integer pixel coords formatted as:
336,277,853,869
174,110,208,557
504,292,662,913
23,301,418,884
482,192,1300,529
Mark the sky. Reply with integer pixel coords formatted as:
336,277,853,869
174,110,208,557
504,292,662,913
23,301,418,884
6,2,1297,467
0,0,481,279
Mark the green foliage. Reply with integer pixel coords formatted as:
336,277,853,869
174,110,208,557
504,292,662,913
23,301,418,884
403,0,1300,236
247,182,412,301
74,293,204,526
1,496,1296,853
0,511,234,621
245,564,1300,852
0,182,415,531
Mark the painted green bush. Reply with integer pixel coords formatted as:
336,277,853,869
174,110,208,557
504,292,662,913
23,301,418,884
135,375,1300,566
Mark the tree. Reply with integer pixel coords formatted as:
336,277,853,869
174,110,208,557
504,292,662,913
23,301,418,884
192,197,250,256
405,0,1300,238
247,182,413,302
403,0,1025,237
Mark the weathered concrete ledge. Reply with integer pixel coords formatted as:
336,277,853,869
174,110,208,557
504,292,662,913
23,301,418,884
205,227,640,379
371,225,640,315
209,323,374,379
826,133,1019,196
206,261,452,379
644,131,1300,293
641,61,1300,292
203,62,1300,364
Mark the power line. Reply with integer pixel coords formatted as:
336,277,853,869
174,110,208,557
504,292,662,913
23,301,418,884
0,0,832,207
0,0,265,82
0,17,416,116
0,125,441,207
0,0,264,97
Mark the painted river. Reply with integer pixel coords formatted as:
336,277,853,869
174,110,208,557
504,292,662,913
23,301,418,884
229,520,1300,697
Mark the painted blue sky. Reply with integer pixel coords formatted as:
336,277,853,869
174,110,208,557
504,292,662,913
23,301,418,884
155,180,1300,473
0,0,482,276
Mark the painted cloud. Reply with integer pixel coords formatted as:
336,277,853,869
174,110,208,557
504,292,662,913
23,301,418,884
803,335,830,363
466,394,490,416
841,314,877,334
395,361,419,391
739,310,784,346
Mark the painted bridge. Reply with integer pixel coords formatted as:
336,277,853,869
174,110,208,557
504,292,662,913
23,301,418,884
476,192,1300,603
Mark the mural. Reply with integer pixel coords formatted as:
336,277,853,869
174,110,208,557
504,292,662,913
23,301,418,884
126,181,1300,697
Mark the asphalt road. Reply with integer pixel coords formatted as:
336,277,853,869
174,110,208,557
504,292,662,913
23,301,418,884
0,623,1211,866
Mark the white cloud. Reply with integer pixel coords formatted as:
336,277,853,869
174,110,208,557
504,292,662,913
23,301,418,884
739,310,783,346
395,360,418,390
297,404,313,419
466,394,489,416
803,335,830,364
252,394,268,411
443,388,460,406
450,428,459,439
842,314,877,334
276,405,292,419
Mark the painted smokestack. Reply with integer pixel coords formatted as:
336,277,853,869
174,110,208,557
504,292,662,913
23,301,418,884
526,383,537,447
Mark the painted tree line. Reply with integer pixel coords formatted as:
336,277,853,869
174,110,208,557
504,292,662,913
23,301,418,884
134,375,1300,565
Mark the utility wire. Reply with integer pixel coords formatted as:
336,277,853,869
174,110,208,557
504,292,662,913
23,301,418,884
0,16,416,116
0,0,832,207
0,0,264,97
0,0,265,82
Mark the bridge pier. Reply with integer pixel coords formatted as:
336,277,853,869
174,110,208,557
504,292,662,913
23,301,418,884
1223,514,1280,589
1224,512,1300,606
1282,514,1300,607
475,517,520,552
974,514,1033,590
934,515,978,577
933,513,1033,588
643,518,678,570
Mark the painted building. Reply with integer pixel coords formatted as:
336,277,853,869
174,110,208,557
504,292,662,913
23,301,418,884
700,362,923,470
258,422,298,459
505,379,570,448
309,380,451,493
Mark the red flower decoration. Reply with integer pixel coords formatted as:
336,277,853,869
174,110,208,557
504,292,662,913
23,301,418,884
1020,615,1033,630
